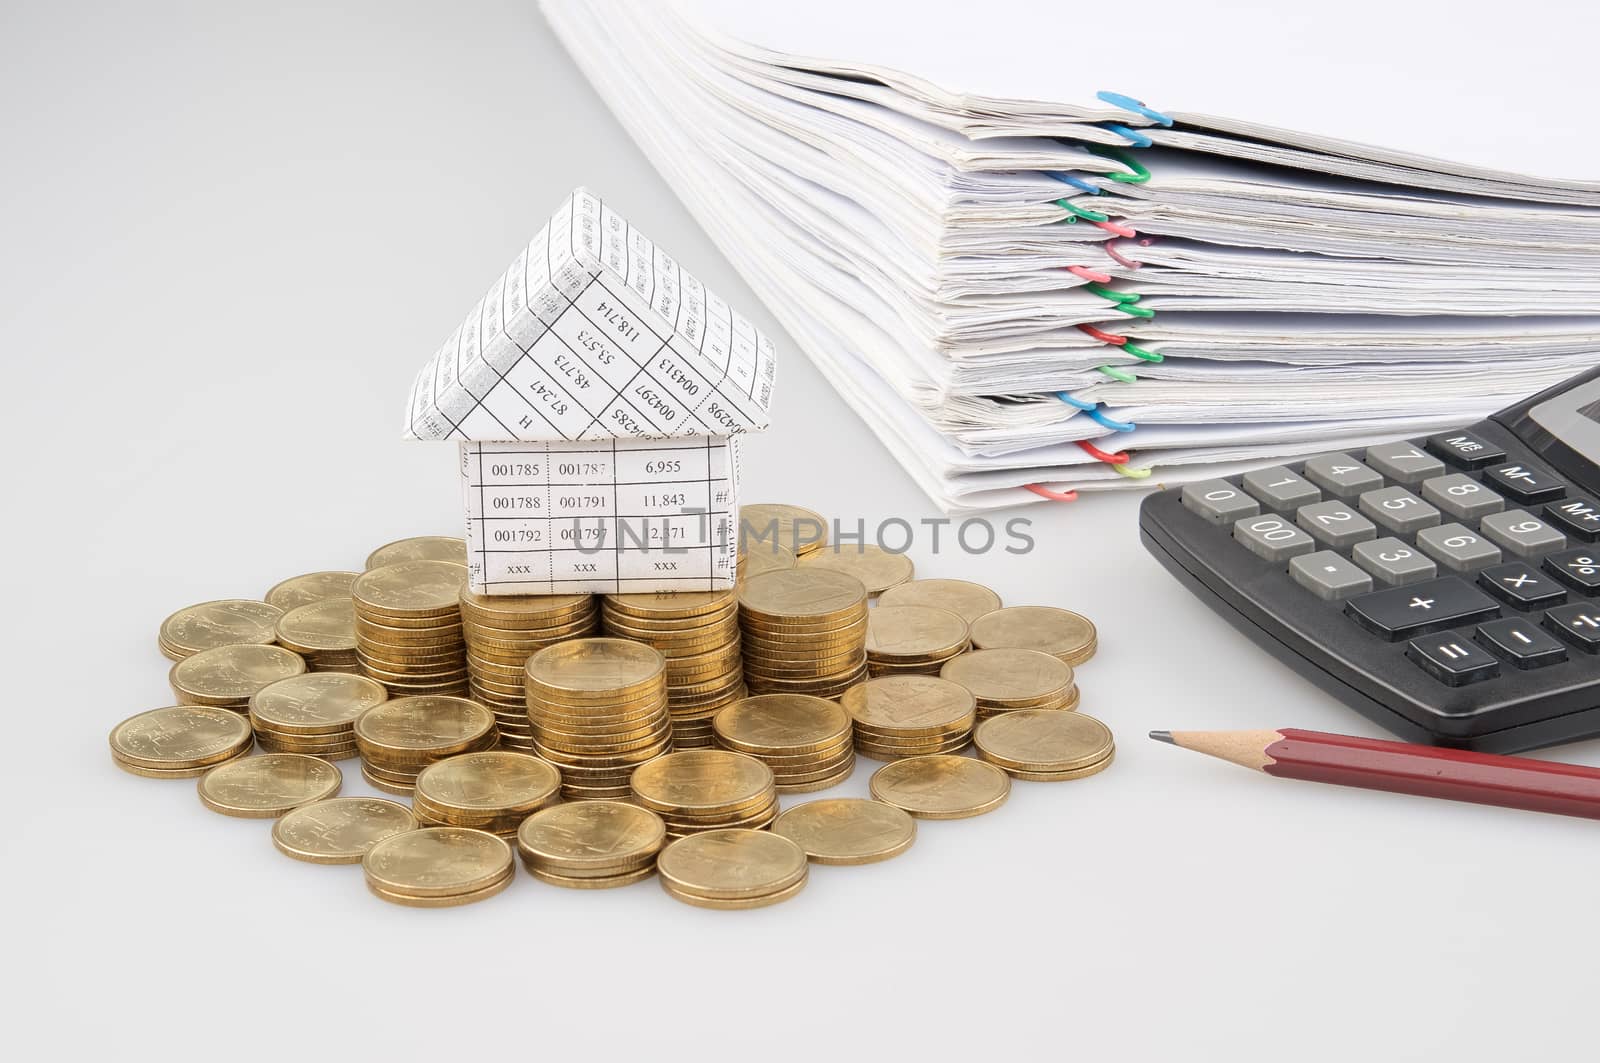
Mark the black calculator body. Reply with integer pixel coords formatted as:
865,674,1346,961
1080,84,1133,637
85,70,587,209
1139,366,1600,752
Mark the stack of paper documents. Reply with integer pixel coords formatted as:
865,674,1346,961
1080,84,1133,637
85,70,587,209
542,0,1600,509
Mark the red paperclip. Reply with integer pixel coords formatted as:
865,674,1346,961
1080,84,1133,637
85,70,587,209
1024,483,1079,502
1076,439,1129,464
1076,323,1128,346
1094,219,1138,239
1066,264,1112,283
1102,238,1149,269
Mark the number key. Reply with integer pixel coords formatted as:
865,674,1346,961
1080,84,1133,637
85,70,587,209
1295,500,1377,549
1233,514,1316,561
1358,486,1441,535
1352,538,1436,587
1544,547,1600,594
1303,453,1384,500
1416,523,1501,573
1421,473,1505,521
1478,510,1565,558
1363,441,1445,486
1181,479,1259,526
1241,466,1321,510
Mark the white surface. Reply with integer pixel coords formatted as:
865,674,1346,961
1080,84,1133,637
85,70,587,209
4,4,1599,1060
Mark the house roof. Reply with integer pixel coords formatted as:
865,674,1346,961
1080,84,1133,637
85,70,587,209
404,188,775,443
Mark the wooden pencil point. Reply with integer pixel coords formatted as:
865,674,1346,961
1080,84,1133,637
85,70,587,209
1147,730,1175,745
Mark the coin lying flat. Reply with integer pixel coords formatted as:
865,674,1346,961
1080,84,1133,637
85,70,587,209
739,504,828,557
940,648,1076,711
864,605,970,663
413,751,560,834
109,705,254,775
525,637,667,696
197,753,342,818
264,571,359,611
738,568,866,622
877,579,1002,623
517,801,666,879
797,545,913,596
839,676,977,736
169,644,307,707
352,560,469,616
657,828,808,902
630,750,776,815
248,673,388,736
973,710,1115,777
276,598,358,654
869,755,1011,820
738,542,796,583
158,600,283,661
968,606,1097,666
271,798,418,864
362,826,513,899
365,536,469,570
772,799,917,865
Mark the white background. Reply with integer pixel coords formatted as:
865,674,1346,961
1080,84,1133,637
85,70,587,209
4,3,1597,1059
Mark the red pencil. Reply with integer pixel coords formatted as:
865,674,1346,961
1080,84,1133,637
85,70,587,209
1150,728,1600,820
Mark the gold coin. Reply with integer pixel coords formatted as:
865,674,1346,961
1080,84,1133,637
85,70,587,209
365,536,468,570
661,875,807,910
877,579,1002,623
528,863,657,889
854,738,972,763
275,598,357,655
864,605,969,661
516,800,666,871
738,542,797,582
740,503,828,557
772,798,916,865
169,644,306,704
271,797,418,864
360,766,417,795
264,571,358,611
603,590,737,620
737,569,866,623
113,748,252,779
254,739,358,761
656,828,808,900
968,606,1097,666
1002,750,1115,782
158,599,283,659
109,705,253,770
630,750,775,814
414,751,560,815
197,753,342,818
524,638,666,697
973,709,1114,771
362,826,513,896
367,870,513,907
353,560,468,616
797,545,913,596
459,588,592,619
713,694,850,755
354,696,496,753
249,673,388,735
869,755,1010,819
940,649,1074,706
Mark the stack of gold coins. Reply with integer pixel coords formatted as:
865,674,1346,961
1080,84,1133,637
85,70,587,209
840,675,978,760
737,541,796,584
968,606,1098,666
411,750,560,838
523,638,672,801
712,694,854,793
797,544,914,597
863,605,970,677
362,826,514,908
460,590,598,751
264,572,358,611
738,569,869,698
941,648,1078,717
739,503,828,558
656,828,809,910
352,560,470,697
601,591,745,749
973,709,1115,781
877,578,1002,623
248,673,388,761
196,753,343,818
516,801,666,889
158,600,283,662
630,749,779,838
168,644,307,712
275,599,361,673
365,535,468,569
109,705,254,778
352,695,498,795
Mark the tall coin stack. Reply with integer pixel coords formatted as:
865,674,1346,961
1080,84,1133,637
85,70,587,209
411,750,561,839
275,599,362,673
352,695,498,795
460,590,598,753
523,638,672,801
630,749,779,838
351,560,470,697
712,694,855,793
737,569,869,699
863,605,971,677
601,591,745,749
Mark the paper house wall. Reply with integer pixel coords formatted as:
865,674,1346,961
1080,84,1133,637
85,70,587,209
404,188,776,595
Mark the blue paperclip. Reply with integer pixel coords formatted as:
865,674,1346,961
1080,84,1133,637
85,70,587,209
1048,171,1101,195
1096,90,1175,127
1087,407,1137,432
1055,391,1097,411
1100,123,1153,149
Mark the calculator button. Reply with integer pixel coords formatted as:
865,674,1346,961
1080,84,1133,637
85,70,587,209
1544,496,1600,543
1232,515,1316,561
1406,634,1501,686
1241,466,1321,510
1345,577,1499,641
1181,480,1259,526
1474,618,1568,670
1289,551,1373,601
1357,486,1441,535
1420,474,1506,521
1425,431,1506,470
1302,453,1384,500
1544,548,1600,594
1481,463,1566,505
1416,524,1501,573
1352,538,1436,586
1544,604,1600,654
1477,510,1565,558
1363,441,1445,486
1295,500,1376,549
1477,562,1568,610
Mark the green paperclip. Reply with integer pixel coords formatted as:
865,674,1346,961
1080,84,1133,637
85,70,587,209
1096,364,1138,383
1121,341,1162,362
1113,303,1155,319
1055,199,1110,223
1085,283,1140,304
1113,461,1152,480
1086,145,1152,184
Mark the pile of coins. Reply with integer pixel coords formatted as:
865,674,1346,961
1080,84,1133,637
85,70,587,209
524,638,672,801
712,694,854,792
656,828,809,910
973,709,1115,781
968,606,1097,666
797,543,913,596
411,750,560,838
275,598,361,673
248,672,387,760
352,560,470,697
940,648,1078,717
352,695,498,794
601,591,745,749
739,569,868,698
265,571,358,611
461,590,598,752
863,605,970,677
841,675,977,760
516,801,667,889
158,599,283,662
197,753,343,818
169,644,307,711
631,750,779,838
110,705,254,778
363,826,515,908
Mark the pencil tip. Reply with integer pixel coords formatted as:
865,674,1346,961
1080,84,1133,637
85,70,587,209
1148,730,1175,745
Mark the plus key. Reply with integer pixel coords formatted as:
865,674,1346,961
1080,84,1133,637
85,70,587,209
1345,577,1500,642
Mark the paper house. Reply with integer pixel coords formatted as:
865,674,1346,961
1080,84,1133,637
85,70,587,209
404,188,776,595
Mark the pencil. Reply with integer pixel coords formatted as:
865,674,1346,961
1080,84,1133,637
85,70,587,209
1150,727,1600,820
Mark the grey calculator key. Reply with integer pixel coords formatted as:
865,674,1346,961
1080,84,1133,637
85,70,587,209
1420,474,1505,521
1363,442,1445,486
1479,509,1566,558
1290,551,1374,600
1181,479,1259,526
1233,514,1316,561
1357,486,1442,535
1352,538,1438,587
1295,500,1378,549
1241,466,1321,510
1302,453,1385,500
1416,523,1502,573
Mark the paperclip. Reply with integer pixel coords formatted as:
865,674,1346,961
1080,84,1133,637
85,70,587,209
1095,91,1175,127
1024,483,1079,502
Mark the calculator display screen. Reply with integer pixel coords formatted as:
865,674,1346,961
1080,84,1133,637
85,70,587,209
1530,376,1600,464
1584,398,1600,423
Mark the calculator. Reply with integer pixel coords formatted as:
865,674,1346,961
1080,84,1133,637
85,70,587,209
1139,365,1600,752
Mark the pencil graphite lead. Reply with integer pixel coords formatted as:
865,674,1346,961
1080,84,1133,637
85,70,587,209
1148,730,1175,745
